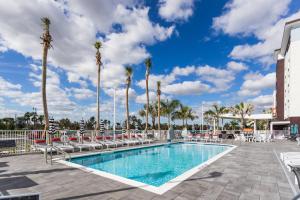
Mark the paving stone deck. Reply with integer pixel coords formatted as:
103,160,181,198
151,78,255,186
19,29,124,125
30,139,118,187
0,141,299,200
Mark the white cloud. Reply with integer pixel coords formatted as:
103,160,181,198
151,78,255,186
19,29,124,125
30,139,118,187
213,0,291,36
163,81,210,95
0,0,174,91
136,62,244,96
195,65,235,91
226,61,248,72
159,0,194,22
248,94,273,109
135,91,169,104
238,72,275,96
67,88,95,100
213,0,300,65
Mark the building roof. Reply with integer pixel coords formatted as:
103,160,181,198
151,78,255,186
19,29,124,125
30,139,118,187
220,113,273,120
274,18,300,60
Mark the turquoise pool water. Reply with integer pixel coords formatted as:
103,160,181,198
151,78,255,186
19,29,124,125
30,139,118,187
70,143,230,187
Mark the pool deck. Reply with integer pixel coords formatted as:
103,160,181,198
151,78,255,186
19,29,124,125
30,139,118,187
0,141,299,200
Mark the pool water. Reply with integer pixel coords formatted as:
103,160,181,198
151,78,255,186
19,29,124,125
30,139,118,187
70,143,230,187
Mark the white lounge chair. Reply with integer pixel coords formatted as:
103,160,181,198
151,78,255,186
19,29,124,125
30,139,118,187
68,137,92,152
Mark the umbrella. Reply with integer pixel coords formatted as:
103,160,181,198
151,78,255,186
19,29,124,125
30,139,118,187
100,119,105,137
79,119,85,143
48,117,55,145
79,119,85,135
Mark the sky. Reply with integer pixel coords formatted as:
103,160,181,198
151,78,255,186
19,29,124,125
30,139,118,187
0,0,300,123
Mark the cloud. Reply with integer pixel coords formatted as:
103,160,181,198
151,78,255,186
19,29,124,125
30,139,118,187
212,0,300,65
163,81,210,95
195,65,235,92
136,62,244,96
135,91,169,104
158,0,194,22
238,72,275,96
248,94,273,109
66,88,95,100
213,0,291,36
0,0,174,91
226,61,248,72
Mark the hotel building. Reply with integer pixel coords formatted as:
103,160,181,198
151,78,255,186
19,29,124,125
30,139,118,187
273,19,300,131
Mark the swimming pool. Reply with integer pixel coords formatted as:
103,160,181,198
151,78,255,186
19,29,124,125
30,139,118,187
60,142,235,194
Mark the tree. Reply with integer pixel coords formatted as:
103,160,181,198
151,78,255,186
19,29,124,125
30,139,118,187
139,103,157,129
172,104,197,128
144,57,152,132
125,66,133,132
59,118,72,129
204,104,228,130
224,120,240,130
94,41,102,130
157,81,161,131
40,17,52,133
161,99,180,129
231,102,254,130
24,112,31,128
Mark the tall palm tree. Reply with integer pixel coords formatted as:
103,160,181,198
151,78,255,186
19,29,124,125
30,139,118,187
204,104,228,130
94,41,102,130
231,102,254,130
40,17,52,134
157,81,161,131
161,99,180,128
125,66,133,132
144,58,152,132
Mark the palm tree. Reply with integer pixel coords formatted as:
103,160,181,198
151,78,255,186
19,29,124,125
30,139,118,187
125,66,133,132
139,103,157,129
231,102,254,130
94,41,102,130
144,58,152,132
161,99,180,129
24,112,31,128
40,17,52,133
157,81,161,131
204,104,228,130
172,104,196,128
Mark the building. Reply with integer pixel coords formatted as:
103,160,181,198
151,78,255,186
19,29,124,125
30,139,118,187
273,19,300,133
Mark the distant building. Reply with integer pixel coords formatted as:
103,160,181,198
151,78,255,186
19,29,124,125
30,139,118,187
273,19,300,132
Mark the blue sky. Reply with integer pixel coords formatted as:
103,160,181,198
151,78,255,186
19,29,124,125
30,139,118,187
0,0,300,123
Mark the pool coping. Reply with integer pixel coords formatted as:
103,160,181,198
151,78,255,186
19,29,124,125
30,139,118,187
57,142,237,195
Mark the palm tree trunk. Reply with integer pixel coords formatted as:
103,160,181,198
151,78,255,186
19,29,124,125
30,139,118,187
158,94,160,131
42,44,49,136
152,117,155,130
126,84,130,131
168,115,171,129
145,74,149,132
96,65,100,130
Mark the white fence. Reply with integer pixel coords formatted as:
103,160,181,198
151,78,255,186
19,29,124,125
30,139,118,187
0,129,291,156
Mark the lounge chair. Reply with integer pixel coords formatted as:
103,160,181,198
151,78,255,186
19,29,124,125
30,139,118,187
68,137,91,152
95,136,117,148
82,136,103,149
51,137,75,152
31,139,55,153
280,152,300,161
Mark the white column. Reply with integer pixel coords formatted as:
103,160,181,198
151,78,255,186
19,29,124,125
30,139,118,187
113,88,116,141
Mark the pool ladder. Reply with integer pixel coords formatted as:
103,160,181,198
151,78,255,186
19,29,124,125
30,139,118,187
45,146,71,165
